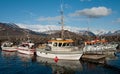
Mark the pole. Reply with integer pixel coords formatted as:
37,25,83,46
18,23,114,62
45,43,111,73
60,0,64,39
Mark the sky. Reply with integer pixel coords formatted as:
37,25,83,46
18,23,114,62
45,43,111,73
0,0,120,34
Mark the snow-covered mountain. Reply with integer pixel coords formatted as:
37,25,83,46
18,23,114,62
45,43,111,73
102,30,120,36
78,30,96,36
42,30,60,34
0,22,46,36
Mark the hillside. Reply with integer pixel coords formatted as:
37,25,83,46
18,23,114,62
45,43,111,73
0,22,47,44
0,22,46,36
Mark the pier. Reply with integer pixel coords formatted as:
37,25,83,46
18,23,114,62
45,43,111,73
81,54,106,64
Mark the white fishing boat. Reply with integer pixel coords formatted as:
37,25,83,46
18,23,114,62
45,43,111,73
36,1,83,60
103,43,118,50
83,39,118,53
36,38,83,60
17,42,35,55
1,41,17,52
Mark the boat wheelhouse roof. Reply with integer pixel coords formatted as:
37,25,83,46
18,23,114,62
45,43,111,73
85,39,107,44
48,39,74,43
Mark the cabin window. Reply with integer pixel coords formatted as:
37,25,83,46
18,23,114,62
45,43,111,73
53,43,57,47
58,43,62,47
66,43,69,46
48,42,52,44
70,43,73,46
62,43,66,47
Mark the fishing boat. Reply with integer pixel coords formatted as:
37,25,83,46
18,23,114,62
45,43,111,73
17,42,35,55
17,29,36,55
36,38,83,60
1,41,17,52
36,1,83,60
83,39,118,54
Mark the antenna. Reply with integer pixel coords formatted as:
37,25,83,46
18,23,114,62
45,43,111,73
24,29,30,42
87,18,90,31
60,0,64,39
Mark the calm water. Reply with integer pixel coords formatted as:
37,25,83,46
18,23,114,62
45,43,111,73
0,49,120,74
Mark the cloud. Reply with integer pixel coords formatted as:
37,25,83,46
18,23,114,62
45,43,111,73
69,6,112,18
23,11,36,16
64,4,72,9
37,16,61,22
80,0,91,2
37,16,71,25
115,18,120,23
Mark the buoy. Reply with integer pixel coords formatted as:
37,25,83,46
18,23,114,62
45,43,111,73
54,56,59,63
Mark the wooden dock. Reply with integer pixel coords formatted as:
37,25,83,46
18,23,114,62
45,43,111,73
81,54,106,64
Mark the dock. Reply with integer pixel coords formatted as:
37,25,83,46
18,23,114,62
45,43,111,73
81,54,106,64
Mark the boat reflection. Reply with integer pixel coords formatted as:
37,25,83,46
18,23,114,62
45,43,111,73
36,56,83,74
17,53,36,67
1,51,16,59
17,53,36,62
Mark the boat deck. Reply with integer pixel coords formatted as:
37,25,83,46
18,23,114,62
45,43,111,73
36,48,83,54
81,54,106,64
82,54,105,60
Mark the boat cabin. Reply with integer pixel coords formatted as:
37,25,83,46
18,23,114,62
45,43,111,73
2,41,13,47
19,42,34,48
84,39,107,45
48,38,74,47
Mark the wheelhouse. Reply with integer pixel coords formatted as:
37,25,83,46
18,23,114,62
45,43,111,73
48,38,74,47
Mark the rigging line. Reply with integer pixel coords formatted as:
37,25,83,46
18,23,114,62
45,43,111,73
60,0,64,39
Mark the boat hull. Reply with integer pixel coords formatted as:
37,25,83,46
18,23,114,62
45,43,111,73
17,48,35,55
36,51,83,60
1,47,17,52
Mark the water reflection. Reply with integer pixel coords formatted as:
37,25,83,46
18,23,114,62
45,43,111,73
1,51,17,59
1,51,36,63
36,57,83,74
17,53,37,68
17,53,34,62
0,50,120,74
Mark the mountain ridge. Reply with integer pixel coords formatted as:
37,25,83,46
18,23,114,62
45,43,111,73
0,22,120,44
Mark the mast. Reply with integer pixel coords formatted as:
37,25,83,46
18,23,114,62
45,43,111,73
24,29,30,42
60,0,64,39
26,30,30,42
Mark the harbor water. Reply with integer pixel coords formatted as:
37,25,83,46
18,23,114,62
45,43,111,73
0,49,120,74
